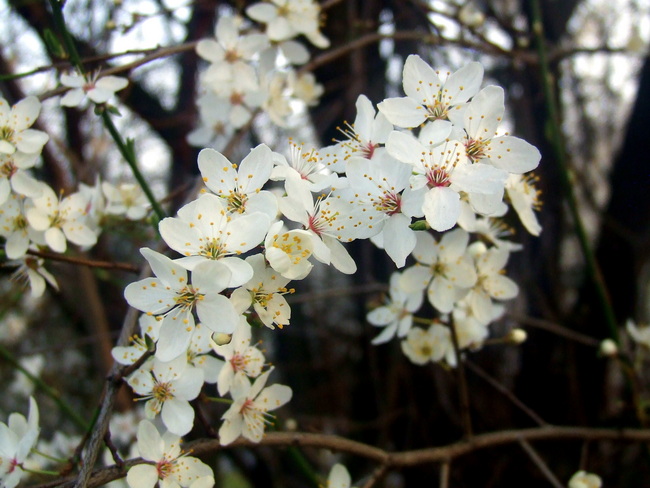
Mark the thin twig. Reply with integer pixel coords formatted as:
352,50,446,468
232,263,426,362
439,462,450,488
72,265,149,488
38,42,198,101
448,320,473,439
0,343,89,430
518,439,564,488
360,465,387,488
466,360,547,427
288,283,388,304
27,249,139,273
507,313,599,347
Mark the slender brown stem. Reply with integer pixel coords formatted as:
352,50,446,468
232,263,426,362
448,320,473,439
518,440,564,488
27,250,139,273
466,360,546,427
508,313,600,347
361,465,387,488
439,462,451,488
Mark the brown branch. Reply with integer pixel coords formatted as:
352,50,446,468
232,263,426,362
27,249,139,273
299,31,535,75
40,426,650,488
72,260,152,488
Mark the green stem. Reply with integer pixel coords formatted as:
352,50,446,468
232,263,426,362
100,112,166,223
0,343,88,430
31,448,68,464
530,0,619,343
47,0,83,69
286,446,321,487
0,66,53,81
22,466,61,477
205,396,234,404
412,316,435,325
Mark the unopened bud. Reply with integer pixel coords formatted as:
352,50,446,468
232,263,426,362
599,338,618,357
508,328,527,344
212,332,232,346
458,4,485,28
285,418,298,431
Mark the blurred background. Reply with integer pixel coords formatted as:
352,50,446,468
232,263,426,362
0,0,649,486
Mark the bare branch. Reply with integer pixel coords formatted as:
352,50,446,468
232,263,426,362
45,426,650,488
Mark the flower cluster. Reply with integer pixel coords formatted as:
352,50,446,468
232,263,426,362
116,52,541,455
189,3,327,148
313,55,541,366
0,5,544,480
0,94,152,297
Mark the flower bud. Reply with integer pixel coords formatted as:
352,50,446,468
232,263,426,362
212,332,232,346
284,418,298,431
507,328,527,344
599,338,618,357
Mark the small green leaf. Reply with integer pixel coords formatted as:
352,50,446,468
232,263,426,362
105,104,122,116
409,219,430,231
144,333,156,351
44,29,67,59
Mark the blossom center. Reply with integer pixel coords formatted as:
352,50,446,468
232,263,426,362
156,459,173,479
225,50,240,63
465,138,488,162
230,92,244,106
374,192,401,215
361,142,377,159
225,189,248,213
82,81,96,93
425,99,448,121
230,353,246,372
174,285,203,310
201,238,227,259
152,381,174,403
0,160,17,178
432,261,448,278
306,199,339,236
0,126,15,143
426,167,451,188
213,121,226,135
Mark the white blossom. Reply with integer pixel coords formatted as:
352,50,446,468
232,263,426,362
219,368,292,445
0,397,40,488
127,356,204,436
0,97,49,165
231,254,293,329
124,248,239,362
368,272,424,345
377,55,483,128
126,420,213,488
211,316,266,396
60,71,128,107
